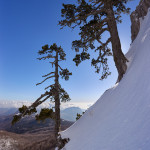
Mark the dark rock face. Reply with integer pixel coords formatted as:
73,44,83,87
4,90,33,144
130,0,150,42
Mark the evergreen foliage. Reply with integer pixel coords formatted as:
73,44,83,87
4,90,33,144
76,111,85,120
59,0,130,81
35,108,54,121
12,105,37,125
76,113,82,121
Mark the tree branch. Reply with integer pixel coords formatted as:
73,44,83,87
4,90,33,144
44,84,54,90
58,65,63,71
42,72,55,78
12,91,52,123
37,55,56,60
30,91,51,108
59,6,107,28
96,35,110,46
36,75,55,86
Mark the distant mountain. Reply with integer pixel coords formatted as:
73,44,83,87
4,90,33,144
0,101,92,121
0,107,84,122
0,107,83,134
0,113,73,134
0,107,17,116
61,107,84,122
0,107,83,132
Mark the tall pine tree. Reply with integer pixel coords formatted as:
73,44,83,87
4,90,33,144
59,0,130,81
12,43,72,148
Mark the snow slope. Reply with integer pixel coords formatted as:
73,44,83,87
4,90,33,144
60,9,150,150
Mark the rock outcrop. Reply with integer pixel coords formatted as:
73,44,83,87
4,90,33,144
130,0,150,42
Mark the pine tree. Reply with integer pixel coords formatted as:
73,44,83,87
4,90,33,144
59,0,130,82
76,112,85,120
12,43,72,148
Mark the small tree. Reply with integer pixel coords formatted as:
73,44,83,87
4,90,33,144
12,43,72,148
59,0,130,81
76,111,85,120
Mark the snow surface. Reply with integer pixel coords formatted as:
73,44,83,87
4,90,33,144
0,134,17,150
60,9,150,150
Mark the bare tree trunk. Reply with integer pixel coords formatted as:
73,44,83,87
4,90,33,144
54,50,61,141
105,1,128,82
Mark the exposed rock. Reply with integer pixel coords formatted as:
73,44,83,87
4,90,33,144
130,0,150,42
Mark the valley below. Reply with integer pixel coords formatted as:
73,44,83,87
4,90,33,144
0,112,73,150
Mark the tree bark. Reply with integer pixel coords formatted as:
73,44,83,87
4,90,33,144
104,1,128,82
54,50,61,140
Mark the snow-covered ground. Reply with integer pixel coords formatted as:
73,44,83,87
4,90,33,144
60,8,150,150
0,133,18,150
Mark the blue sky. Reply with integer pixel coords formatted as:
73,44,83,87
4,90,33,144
0,0,140,103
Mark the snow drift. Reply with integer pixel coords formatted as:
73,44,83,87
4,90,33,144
60,8,150,150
